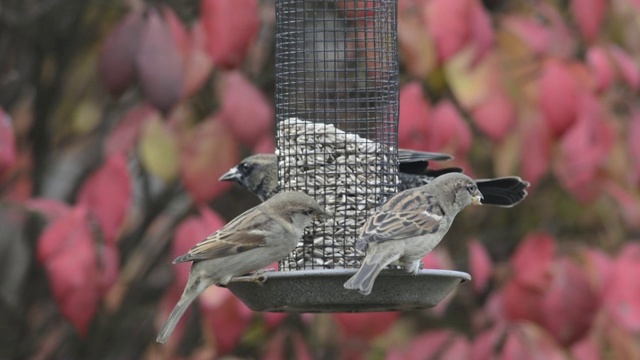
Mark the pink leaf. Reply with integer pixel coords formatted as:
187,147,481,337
470,91,516,141
98,10,143,96
77,154,131,244
0,108,17,180
136,8,184,113
571,335,602,360
554,95,614,202
571,0,606,42
539,59,580,136
25,198,71,220
603,242,640,332
398,82,430,151
263,332,312,360
468,239,493,293
502,278,544,324
512,232,556,291
104,104,158,156
586,46,615,93
609,46,640,90
218,71,274,146
503,16,551,56
629,110,640,183
579,246,613,298
603,181,640,227
468,0,494,63
183,21,214,97
425,0,465,62
253,134,276,154
200,287,253,354
389,330,469,360
333,312,399,340
425,99,472,158
180,116,239,203
470,324,507,360
520,113,552,188
172,207,226,288
36,206,100,336
539,258,599,345
162,6,189,58
201,0,260,68
501,323,566,360
98,244,120,295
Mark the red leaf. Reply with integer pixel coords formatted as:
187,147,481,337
98,244,120,295
263,331,312,360
180,117,239,203
136,8,184,113
470,324,507,360
200,286,253,354
586,46,615,93
511,232,556,291
201,0,260,68
0,108,17,180
521,113,553,188
468,0,494,63
37,206,100,336
501,323,566,360
539,59,580,136
398,82,430,151
333,312,399,340
426,99,472,158
162,6,189,57
539,258,599,345
98,11,143,96
104,104,158,156
468,239,493,293
253,134,276,154
571,335,602,360
629,110,640,183
263,312,288,329
77,155,131,244
425,0,466,62
610,46,640,90
502,278,544,323
579,247,613,298
389,330,470,360
470,91,516,141
571,0,606,43
554,95,614,202
218,71,274,146
25,198,70,220
603,242,640,332
183,21,214,97
172,206,226,288
503,15,551,56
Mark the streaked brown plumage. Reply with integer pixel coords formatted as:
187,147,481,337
156,191,327,343
343,173,483,295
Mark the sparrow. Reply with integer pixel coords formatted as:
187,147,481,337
343,173,483,295
219,150,529,207
156,191,327,343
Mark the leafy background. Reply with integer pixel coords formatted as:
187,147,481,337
1,0,640,359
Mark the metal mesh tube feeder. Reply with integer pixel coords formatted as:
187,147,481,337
227,0,470,312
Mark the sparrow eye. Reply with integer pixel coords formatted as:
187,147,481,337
466,183,476,193
240,162,251,173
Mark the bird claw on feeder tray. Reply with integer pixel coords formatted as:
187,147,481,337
230,269,275,285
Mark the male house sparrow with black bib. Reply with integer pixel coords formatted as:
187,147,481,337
156,191,327,343
343,173,483,295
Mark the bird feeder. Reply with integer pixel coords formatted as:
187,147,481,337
227,0,470,312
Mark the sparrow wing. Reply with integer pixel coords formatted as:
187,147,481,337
173,208,272,263
356,194,446,249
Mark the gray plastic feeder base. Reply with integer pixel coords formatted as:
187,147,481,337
226,268,471,312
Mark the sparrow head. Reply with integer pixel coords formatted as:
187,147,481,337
219,154,278,201
267,191,329,227
431,173,483,210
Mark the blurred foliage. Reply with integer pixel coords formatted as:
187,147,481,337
1,0,640,359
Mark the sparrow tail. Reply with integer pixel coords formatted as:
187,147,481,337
343,247,398,296
156,276,211,344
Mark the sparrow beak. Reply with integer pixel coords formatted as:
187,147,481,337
471,190,483,205
219,167,242,183
314,209,330,221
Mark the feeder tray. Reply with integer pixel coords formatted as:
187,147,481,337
227,269,471,312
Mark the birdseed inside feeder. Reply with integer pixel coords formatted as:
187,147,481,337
227,0,470,312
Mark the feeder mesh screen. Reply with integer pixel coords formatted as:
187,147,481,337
275,0,399,270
